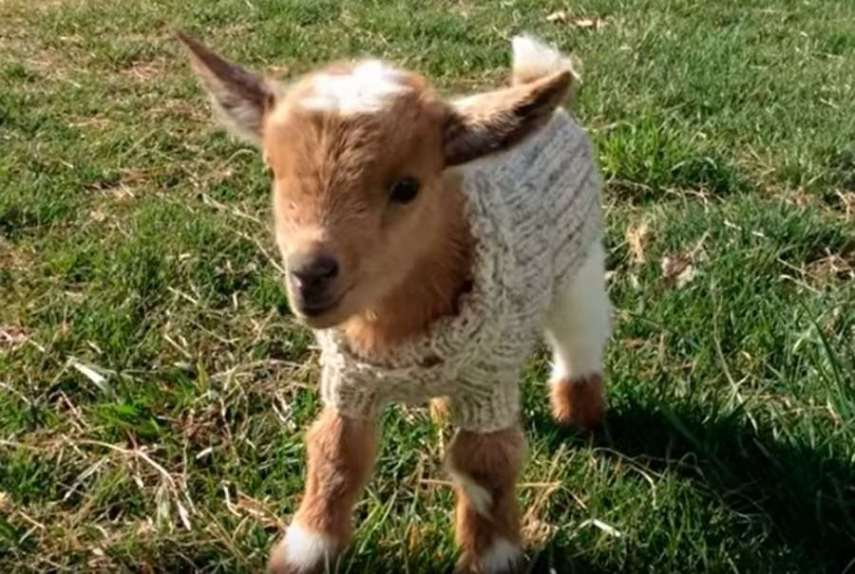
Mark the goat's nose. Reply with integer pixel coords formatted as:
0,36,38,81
288,252,339,294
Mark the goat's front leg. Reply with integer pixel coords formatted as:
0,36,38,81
447,425,526,574
268,408,377,574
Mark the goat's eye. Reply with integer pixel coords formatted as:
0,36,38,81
389,177,420,204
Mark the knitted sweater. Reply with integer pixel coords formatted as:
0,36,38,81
316,109,603,432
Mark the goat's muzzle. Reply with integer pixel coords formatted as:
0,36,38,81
287,251,342,318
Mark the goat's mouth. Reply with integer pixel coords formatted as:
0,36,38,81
294,285,355,327
299,297,341,318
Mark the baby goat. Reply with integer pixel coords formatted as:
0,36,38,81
180,32,611,574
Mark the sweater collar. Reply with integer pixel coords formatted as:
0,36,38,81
318,162,511,375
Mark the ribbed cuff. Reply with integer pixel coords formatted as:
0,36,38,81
319,361,381,421
451,383,521,432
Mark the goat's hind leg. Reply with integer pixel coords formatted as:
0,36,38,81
545,242,611,431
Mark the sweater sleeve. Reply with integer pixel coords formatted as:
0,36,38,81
317,332,384,420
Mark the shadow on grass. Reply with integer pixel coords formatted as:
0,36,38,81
530,401,855,572
339,552,610,574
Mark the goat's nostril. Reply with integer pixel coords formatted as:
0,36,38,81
315,256,339,279
289,254,340,286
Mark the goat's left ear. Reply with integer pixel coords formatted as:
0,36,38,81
443,70,572,167
177,32,275,146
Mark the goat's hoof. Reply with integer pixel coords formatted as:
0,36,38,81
267,525,337,574
454,539,526,574
550,373,605,431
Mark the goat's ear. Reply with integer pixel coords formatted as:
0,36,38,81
177,32,275,146
443,70,572,167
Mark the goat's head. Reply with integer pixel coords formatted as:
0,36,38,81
180,34,573,328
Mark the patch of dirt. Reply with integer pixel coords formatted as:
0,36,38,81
1,29,89,85
0,238,35,276
120,58,169,84
147,98,209,123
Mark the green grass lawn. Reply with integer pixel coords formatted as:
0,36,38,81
1,0,854,572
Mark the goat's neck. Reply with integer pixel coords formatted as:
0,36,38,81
343,174,473,358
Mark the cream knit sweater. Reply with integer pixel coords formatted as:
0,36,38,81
315,109,603,432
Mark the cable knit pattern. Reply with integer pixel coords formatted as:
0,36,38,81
316,109,603,432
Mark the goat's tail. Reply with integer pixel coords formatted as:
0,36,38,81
511,35,579,87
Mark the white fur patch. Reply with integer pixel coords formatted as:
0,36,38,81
448,468,493,517
511,34,576,84
480,537,523,573
545,241,611,380
279,523,335,571
300,60,409,115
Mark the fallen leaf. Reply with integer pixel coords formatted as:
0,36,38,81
661,254,689,279
837,191,854,218
661,253,697,288
676,264,697,288
0,491,9,512
574,17,607,30
546,11,607,30
624,338,647,349
626,221,651,265
90,208,108,223
522,516,557,547
268,64,290,79
70,359,114,396
0,326,27,349
807,253,855,282
546,10,569,23
579,518,623,538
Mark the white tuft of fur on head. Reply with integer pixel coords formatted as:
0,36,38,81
300,60,410,115
511,34,578,86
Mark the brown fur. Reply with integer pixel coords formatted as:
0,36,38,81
267,408,377,574
179,34,583,571
294,408,376,539
341,171,473,355
178,33,572,346
262,67,568,357
264,70,471,340
550,374,605,431
448,427,526,572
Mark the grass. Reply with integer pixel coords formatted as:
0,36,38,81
1,0,854,572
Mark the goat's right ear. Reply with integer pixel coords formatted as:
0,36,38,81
177,32,274,146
